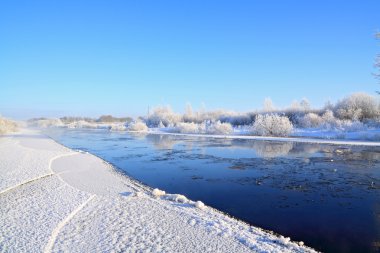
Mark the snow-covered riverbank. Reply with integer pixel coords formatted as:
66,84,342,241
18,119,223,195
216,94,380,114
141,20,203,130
0,128,315,252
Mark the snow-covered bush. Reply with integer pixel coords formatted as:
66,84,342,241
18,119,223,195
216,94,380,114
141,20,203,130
206,121,233,135
0,117,18,134
173,121,233,135
66,120,111,129
109,124,127,131
219,114,253,126
300,113,323,128
175,122,205,134
252,114,293,137
128,121,148,132
146,106,181,127
339,120,366,132
28,118,64,128
334,92,379,121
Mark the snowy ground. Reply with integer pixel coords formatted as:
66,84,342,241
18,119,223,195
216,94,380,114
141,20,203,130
0,129,315,252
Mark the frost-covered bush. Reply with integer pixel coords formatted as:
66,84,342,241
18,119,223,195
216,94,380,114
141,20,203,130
175,122,205,134
219,114,253,126
0,117,17,134
66,120,106,129
109,124,127,131
300,113,323,128
128,121,148,132
146,106,181,127
60,116,95,124
206,121,233,135
252,114,293,137
334,92,379,121
339,120,366,132
173,121,233,135
28,118,64,128
96,115,132,123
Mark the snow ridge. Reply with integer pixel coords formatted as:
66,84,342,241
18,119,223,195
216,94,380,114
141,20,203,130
0,173,53,195
44,194,96,253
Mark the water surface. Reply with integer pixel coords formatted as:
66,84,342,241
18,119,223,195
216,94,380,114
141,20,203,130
46,129,380,253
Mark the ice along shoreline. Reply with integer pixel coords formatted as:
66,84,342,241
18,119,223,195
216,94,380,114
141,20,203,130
131,129,380,147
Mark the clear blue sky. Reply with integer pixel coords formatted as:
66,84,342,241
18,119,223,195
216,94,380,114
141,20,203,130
1,0,379,119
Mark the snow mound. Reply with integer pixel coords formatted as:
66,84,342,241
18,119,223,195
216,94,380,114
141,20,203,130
195,201,206,210
164,194,189,203
152,188,166,197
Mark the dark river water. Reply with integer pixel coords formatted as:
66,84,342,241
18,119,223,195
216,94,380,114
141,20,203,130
46,128,380,253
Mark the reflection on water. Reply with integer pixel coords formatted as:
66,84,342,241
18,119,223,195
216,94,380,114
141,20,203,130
46,129,380,253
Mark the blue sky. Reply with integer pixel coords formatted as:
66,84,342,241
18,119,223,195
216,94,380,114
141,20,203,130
1,0,379,119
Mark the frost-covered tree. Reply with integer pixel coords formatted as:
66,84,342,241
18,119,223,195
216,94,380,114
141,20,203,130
128,121,148,132
252,114,293,137
334,92,379,121
183,103,195,122
290,100,301,110
263,98,275,112
300,98,311,111
145,106,181,127
175,122,204,134
300,113,322,128
206,121,233,135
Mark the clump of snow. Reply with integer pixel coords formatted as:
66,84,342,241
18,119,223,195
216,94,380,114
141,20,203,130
252,114,293,137
0,116,18,134
152,188,166,197
277,236,291,246
195,201,206,210
128,121,149,132
164,194,189,203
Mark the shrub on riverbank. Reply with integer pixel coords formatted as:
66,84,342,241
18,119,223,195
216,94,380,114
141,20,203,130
252,114,293,137
0,117,18,134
